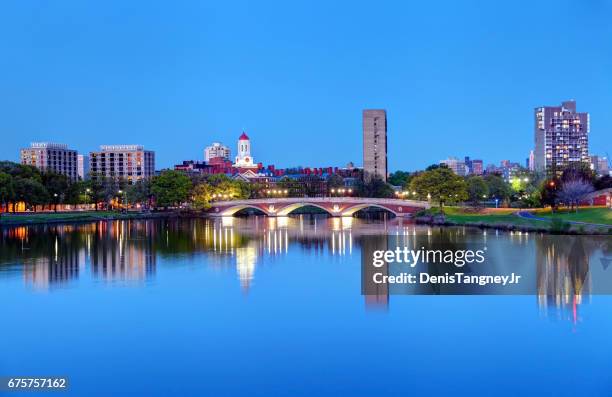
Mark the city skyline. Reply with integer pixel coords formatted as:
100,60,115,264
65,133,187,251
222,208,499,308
1,1,610,171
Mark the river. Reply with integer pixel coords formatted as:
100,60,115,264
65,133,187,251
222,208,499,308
1,216,611,396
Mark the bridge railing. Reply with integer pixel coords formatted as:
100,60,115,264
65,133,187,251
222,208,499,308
211,197,429,207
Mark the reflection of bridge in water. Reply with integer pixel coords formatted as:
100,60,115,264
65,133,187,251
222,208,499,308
208,197,430,217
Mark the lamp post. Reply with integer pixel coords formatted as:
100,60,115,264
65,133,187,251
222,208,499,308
85,188,91,210
118,190,127,211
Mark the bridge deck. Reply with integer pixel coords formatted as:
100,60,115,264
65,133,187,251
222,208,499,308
208,197,430,217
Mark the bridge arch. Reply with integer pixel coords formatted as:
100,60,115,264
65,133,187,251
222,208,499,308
341,204,400,217
216,204,270,216
276,202,336,216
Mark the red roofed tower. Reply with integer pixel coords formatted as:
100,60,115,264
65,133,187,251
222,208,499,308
234,131,257,169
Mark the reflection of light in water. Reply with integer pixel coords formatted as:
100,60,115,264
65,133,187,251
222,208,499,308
221,216,234,228
267,217,277,231
277,216,289,228
331,230,352,256
236,243,257,290
331,217,341,231
341,216,353,230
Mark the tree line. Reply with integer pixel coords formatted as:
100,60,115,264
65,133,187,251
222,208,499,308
1,160,610,213
389,163,612,211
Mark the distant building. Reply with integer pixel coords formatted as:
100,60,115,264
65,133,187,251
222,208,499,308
528,150,535,171
204,142,231,162
89,145,155,184
590,155,610,177
440,157,466,176
534,100,589,172
362,109,388,182
77,154,90,180
471,159,484,175
497,160,522,182
464,157,473,175
20,142,78,181
233,132,258,169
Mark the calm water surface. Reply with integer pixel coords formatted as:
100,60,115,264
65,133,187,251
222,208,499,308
1,216,611,396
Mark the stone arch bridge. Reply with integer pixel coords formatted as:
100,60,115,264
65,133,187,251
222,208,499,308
207,197,430,217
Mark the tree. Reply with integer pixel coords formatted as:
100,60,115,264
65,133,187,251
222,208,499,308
126,180,153,208
425,164,448,171
388,171,412,187
192,183,215,210
0,172,15,213
14,177,48,212
540,178,560,210
356,177,395,198
560,162,595,184
557,179,594,212
466,176,488,205
484,174,510,202
65,181,86,206
85,175,109,211
42,171,69,211
151,170,192,209
594,175,612,191
409,167,468,209
326,174,344,190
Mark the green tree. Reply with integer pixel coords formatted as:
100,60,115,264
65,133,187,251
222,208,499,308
484,174,510,202
192,183,215,210
0,172,15,213
151,170,192,209
42,171,69,211
466,176,488,205
356,177,395,198
540,178,560,210
14,177,48,212
65,181,86,206
126,180,152,208
388,171,412,187
85,174,110,211
409,167,468,209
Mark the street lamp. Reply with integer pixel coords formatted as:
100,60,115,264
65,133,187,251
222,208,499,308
85,188,91,209
118,190,127,210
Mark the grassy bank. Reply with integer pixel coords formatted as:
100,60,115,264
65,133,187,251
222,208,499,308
532,207,612,225
416,207,612,234
0,211,170,226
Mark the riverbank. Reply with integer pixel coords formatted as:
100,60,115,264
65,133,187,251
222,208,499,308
415,207,612,235
0,211,178,226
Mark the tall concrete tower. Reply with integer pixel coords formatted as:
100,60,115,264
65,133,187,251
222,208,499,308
362,109,388,182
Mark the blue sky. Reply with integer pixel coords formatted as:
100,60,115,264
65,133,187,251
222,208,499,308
0,0,610,171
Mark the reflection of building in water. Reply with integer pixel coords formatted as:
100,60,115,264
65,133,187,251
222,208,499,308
361,235,389,309
235,243,258,290
24,251,79,290
536,236,592,324
23,234,81,290
90,221,156,281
